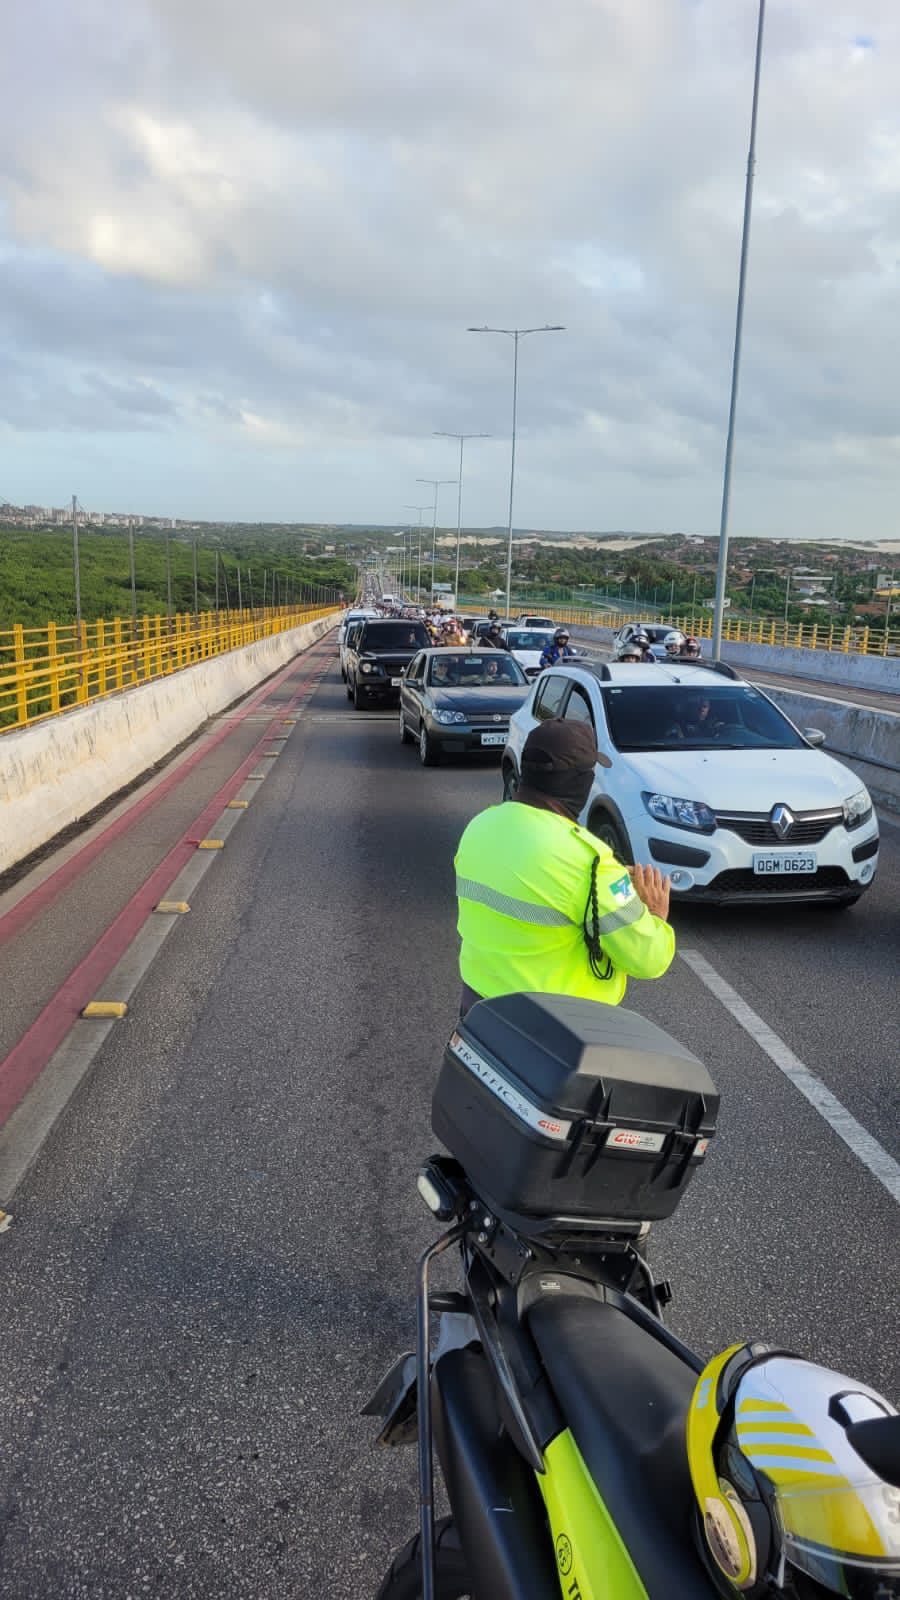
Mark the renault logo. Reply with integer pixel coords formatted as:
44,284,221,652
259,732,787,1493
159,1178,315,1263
770,804,794,840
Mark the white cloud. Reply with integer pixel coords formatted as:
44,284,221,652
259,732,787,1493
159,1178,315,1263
1,0,899,532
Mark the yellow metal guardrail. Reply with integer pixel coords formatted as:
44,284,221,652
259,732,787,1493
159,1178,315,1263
460,604,900,658
0,603,337,732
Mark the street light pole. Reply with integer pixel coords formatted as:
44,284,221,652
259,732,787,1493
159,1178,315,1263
403,505,430,602
468,324,564,619
433,432,490,603
711,0,766,660
416,479,456,603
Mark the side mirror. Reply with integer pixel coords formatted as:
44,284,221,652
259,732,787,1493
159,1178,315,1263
804,728,826,748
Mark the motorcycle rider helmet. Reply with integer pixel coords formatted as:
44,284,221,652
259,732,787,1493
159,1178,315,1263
554,628,570,644
665,631,687,656
687,1341,900,1599
683,636,702,658
619,642,642,662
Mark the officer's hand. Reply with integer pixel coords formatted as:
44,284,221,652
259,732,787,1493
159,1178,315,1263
628,863,671,921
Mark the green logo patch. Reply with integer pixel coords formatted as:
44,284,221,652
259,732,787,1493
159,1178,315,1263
611,873,633,903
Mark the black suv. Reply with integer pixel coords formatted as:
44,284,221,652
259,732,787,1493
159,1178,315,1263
344,618,432,707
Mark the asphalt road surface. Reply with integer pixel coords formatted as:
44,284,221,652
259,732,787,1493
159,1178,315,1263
0,650,897,1597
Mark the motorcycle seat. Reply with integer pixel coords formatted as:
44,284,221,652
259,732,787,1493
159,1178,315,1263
528,1294,713,1598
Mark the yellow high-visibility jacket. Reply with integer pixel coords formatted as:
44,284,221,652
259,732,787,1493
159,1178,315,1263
455,803,674,1005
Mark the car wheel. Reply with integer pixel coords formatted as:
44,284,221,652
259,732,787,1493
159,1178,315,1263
589,811,632,865
346,678,354,701
419,724,440,767
340,663,346,681
399,705,413,745
501,764,518,801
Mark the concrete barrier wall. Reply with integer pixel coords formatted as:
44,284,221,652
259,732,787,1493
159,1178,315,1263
720,640,900,693
0,612,340,875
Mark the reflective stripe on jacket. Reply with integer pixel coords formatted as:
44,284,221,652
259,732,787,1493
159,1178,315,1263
455,802,674,1005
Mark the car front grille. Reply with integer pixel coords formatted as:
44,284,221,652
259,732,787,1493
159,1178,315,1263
714,808,843,846
365,658,409,676
696,866,850,896
469,720,509,733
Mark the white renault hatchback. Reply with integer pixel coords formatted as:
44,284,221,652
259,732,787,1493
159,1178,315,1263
501,661,879,907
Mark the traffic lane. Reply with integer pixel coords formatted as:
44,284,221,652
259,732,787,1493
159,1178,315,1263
0,644,330,1069
746,668,899,714
669,822,899,1161
560,641,898,1152
0,663,490,1598
0,660,894,1598
633,961,900,1400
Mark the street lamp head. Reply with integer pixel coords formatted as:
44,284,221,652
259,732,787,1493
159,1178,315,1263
433,431,492,441
467,324,564,336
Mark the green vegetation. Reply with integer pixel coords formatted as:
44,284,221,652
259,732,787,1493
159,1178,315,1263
0,525,354,631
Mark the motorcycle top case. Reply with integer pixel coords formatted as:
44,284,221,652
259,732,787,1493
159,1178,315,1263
433,994,718,1228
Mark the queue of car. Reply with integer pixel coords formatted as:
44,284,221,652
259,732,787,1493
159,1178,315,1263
341,591,879,908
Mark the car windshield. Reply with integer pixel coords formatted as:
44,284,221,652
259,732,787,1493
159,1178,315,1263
428,655,526,687
506,631,553,650
600,685,806,751
361,623,430,650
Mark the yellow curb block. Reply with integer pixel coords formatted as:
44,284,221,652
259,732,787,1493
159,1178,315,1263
281,719,297,725
262,751,279,758
226,799,249,809
155,900,190,914
247,773,266,781
82,1001,128,1019
197,838,224,850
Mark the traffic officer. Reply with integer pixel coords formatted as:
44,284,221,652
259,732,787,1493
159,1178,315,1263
455,720,674,1015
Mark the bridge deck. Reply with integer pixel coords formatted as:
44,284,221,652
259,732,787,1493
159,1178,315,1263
0,640,896,1595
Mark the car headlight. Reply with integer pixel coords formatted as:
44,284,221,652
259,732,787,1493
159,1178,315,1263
432,709,467,725
641,792,716,832
842,788,873,829
359,661,383,676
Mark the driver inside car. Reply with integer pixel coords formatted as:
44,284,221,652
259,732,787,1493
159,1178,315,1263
666,694,724,742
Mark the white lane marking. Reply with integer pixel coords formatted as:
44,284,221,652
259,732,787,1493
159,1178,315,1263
679,947,900,1205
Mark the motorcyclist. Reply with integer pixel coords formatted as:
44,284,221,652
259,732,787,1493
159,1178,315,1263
455,719,674,1017
682,635,702,658
631,628,655,662
482,622,510,650
539,628,577,669
618,642,643,663
664,631,687,658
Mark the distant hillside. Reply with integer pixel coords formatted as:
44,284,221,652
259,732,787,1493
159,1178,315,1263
0,526,354,630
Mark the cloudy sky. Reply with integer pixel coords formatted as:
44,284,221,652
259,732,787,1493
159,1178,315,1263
2,1,898,536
